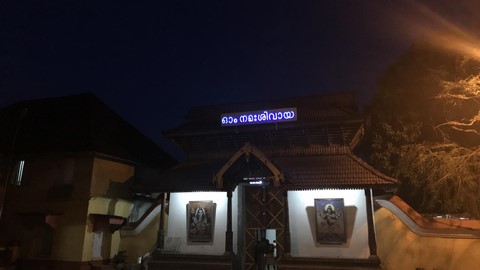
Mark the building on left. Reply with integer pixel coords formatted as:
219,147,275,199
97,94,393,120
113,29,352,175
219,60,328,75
0,93,176,269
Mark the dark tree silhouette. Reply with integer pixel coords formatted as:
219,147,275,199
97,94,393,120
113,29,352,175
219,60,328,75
364,41,480,217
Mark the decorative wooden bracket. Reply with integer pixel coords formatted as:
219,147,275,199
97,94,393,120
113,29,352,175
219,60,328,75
213,143,284,189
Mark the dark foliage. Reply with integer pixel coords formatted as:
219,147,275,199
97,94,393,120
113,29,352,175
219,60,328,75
363,41,480,217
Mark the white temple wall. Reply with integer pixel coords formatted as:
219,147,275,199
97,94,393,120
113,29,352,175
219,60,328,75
288,189,370,258
168,190,238,255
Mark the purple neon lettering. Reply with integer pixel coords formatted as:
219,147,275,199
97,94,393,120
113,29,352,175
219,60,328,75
221,108,297,126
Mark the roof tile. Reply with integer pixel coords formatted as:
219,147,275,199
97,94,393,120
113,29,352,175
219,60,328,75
274,155,397,189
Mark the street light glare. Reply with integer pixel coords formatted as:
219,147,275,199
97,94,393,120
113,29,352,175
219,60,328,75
389,0,480,60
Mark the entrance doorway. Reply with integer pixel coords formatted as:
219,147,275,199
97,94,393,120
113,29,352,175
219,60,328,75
240,185,286,270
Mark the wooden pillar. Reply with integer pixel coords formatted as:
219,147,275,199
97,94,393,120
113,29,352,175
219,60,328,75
262,186,267,228
157,193,168,249
225,190,233,253
364,188,377,256
282,190,291,255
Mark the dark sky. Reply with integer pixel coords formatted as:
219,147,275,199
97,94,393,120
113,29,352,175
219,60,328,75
1,0,479,158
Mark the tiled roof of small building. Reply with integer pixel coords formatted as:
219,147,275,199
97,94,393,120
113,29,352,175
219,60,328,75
138,159,226,192
274,155,397,190
140,151,397,193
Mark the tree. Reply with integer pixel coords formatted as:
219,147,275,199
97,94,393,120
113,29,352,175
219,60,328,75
364,42,480,217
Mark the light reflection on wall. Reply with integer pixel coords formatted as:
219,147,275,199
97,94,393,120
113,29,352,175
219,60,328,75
167,191,238,255
287,189,369,259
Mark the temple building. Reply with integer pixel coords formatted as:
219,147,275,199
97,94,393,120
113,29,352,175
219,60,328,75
4,92,479,270
143,92,397,270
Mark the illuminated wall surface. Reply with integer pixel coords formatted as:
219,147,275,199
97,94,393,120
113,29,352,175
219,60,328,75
168,188,369,258
167,191,239,255
288,189,370,258
135,189,480,268
82,158,135,261
119,211,162,263
90,157,134,196
376,206,480,270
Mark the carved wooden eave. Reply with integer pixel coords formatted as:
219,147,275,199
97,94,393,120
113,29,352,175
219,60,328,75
349,122,365,151
213,143,284,189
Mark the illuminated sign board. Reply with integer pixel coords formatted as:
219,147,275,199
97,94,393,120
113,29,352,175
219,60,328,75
221,107,297,127
243,177,266,185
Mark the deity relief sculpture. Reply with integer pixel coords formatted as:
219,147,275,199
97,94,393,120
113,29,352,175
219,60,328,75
188,201,214,242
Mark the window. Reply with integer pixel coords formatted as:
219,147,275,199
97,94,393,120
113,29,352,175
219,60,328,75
11,160,25,186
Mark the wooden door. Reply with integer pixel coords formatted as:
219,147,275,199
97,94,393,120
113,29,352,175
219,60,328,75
244,186,286,270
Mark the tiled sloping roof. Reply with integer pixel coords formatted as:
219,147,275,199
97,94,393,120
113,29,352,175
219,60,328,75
139,153,397,193
166,95,365,158
166,91,361,137
274,154,398,190
0,93,176,168
139,159,227,192
185,91,358,121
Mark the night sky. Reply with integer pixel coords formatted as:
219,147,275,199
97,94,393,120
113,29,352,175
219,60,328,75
1,0,479,158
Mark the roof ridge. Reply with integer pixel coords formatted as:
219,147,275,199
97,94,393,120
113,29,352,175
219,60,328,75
346,153,398,184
